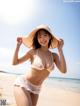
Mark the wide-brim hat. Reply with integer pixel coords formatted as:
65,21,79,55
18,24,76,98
22,24,60,48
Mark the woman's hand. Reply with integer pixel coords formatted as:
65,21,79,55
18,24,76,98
57,39,64,51
12,37,22,65
17,37,22,46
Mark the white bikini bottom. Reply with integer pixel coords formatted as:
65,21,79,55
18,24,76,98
13,76,41,94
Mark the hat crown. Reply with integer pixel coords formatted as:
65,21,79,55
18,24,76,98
36,24,52,33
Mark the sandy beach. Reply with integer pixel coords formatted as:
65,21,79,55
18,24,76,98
0,72,80,106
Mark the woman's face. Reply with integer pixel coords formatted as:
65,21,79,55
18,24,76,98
37,30,51,47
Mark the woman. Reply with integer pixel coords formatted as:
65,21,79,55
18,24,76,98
12,24,67,106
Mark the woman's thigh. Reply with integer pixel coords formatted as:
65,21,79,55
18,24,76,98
14,86,32,106
30,93,39,106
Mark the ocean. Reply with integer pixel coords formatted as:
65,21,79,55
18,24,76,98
45,77,80,93
0,70,80,93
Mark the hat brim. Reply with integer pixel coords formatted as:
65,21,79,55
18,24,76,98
22,27,60,49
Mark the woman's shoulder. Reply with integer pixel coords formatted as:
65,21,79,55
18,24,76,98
50,51,58,59
27,48,36,55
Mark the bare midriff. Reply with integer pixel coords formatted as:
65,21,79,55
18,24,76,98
24,68,50,86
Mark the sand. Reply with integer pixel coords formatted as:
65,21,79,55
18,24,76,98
0,72,80,106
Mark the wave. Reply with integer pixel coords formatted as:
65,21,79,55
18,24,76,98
0,70,80,93
0,70,22,75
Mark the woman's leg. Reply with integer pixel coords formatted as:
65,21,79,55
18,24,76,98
14,86,32,106
30,93,39,106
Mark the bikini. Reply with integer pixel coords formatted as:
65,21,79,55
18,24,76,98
14,49,54,94
31,49,54,72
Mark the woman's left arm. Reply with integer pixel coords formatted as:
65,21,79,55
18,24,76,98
53,39,67,73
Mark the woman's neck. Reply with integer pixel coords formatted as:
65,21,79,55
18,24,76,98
39,46,48,52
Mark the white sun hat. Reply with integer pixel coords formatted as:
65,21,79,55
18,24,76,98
22,24,60,48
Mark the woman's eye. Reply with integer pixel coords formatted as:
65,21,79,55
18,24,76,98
44,34,47,36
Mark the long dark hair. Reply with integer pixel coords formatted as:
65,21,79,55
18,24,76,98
32,29,53,49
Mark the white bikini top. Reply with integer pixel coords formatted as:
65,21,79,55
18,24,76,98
28,49,54,72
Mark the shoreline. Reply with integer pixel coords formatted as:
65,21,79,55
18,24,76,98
0,72,80,106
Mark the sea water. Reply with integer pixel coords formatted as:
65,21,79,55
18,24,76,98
45,77,80,93
0,70,80,93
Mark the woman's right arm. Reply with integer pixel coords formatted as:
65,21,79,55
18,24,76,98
12,37,31,65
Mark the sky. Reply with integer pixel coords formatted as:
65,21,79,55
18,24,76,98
0,0,80,79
